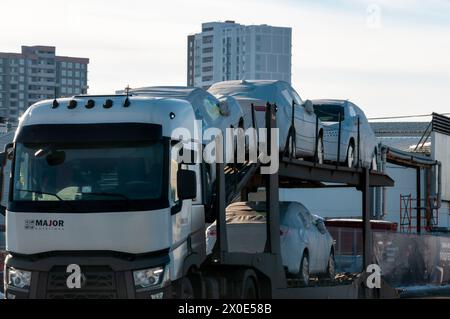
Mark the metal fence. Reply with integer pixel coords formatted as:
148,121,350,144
330,226,450,287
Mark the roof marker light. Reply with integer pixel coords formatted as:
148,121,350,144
85,100,95,109
52,99,59,109
68,100,77,109
103,99,113,109
170,112,176,119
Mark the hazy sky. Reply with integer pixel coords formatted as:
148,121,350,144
1,0,450,120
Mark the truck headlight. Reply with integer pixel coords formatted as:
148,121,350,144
7,267,32,290
133,266,168,290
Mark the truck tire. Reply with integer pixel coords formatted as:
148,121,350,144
242,277,257,299
232,269,259,299
179,276,195,299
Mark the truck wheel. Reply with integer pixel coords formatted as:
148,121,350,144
233,269,259,299
179,276,195,299
242,277,257,299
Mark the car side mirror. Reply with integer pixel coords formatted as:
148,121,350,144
177,169,197,200
218,101,230,116
304,100,314,114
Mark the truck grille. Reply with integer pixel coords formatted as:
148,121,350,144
46,266,118,299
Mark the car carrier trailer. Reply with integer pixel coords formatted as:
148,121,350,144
194,104,398,299
1,94,397,299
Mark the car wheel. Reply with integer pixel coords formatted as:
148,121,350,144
346,143,355,168
326,252,336,281
371,149,378,171
287,134,296,158
316,135,324,164
298,252,310,286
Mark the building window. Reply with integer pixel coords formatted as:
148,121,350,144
202,36,213,44
202,47,213,54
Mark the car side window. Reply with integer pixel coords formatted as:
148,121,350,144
348,105,357,118
298,212,310,228
291,89,303,106
202,96,221,122
315,219,327,234
281,89,293,106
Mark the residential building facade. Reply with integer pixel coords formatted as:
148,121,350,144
187,21,292,89
0,45,89,122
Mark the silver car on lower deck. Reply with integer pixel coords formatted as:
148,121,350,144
206,201,335,285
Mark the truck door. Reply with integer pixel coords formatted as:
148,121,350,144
170,158,191,248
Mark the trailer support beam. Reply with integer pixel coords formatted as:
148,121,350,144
416,168,421,234
362,167,372,269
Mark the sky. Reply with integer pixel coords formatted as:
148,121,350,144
1,0,450,120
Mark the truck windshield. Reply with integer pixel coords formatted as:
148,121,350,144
13,142,165,203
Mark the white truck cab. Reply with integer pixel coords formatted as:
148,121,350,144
2,94,210,299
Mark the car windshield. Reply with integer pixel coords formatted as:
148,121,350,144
314,104,345,122
13,142,165,202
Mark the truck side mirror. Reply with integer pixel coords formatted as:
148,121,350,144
5,143,14,163
177,169,197,200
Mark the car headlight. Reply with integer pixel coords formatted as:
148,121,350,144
133,266,168,291
7,267,32,290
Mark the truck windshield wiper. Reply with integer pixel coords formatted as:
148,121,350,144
17,189,65,201
16,189,75,211
80,192,130,201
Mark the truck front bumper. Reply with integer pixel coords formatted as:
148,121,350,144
4,251,173,299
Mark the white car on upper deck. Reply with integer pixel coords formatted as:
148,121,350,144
209,80,325,163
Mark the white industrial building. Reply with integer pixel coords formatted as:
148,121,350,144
187,21,292,89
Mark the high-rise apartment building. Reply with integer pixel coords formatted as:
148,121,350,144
187,21,292,89
0,45,89,122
